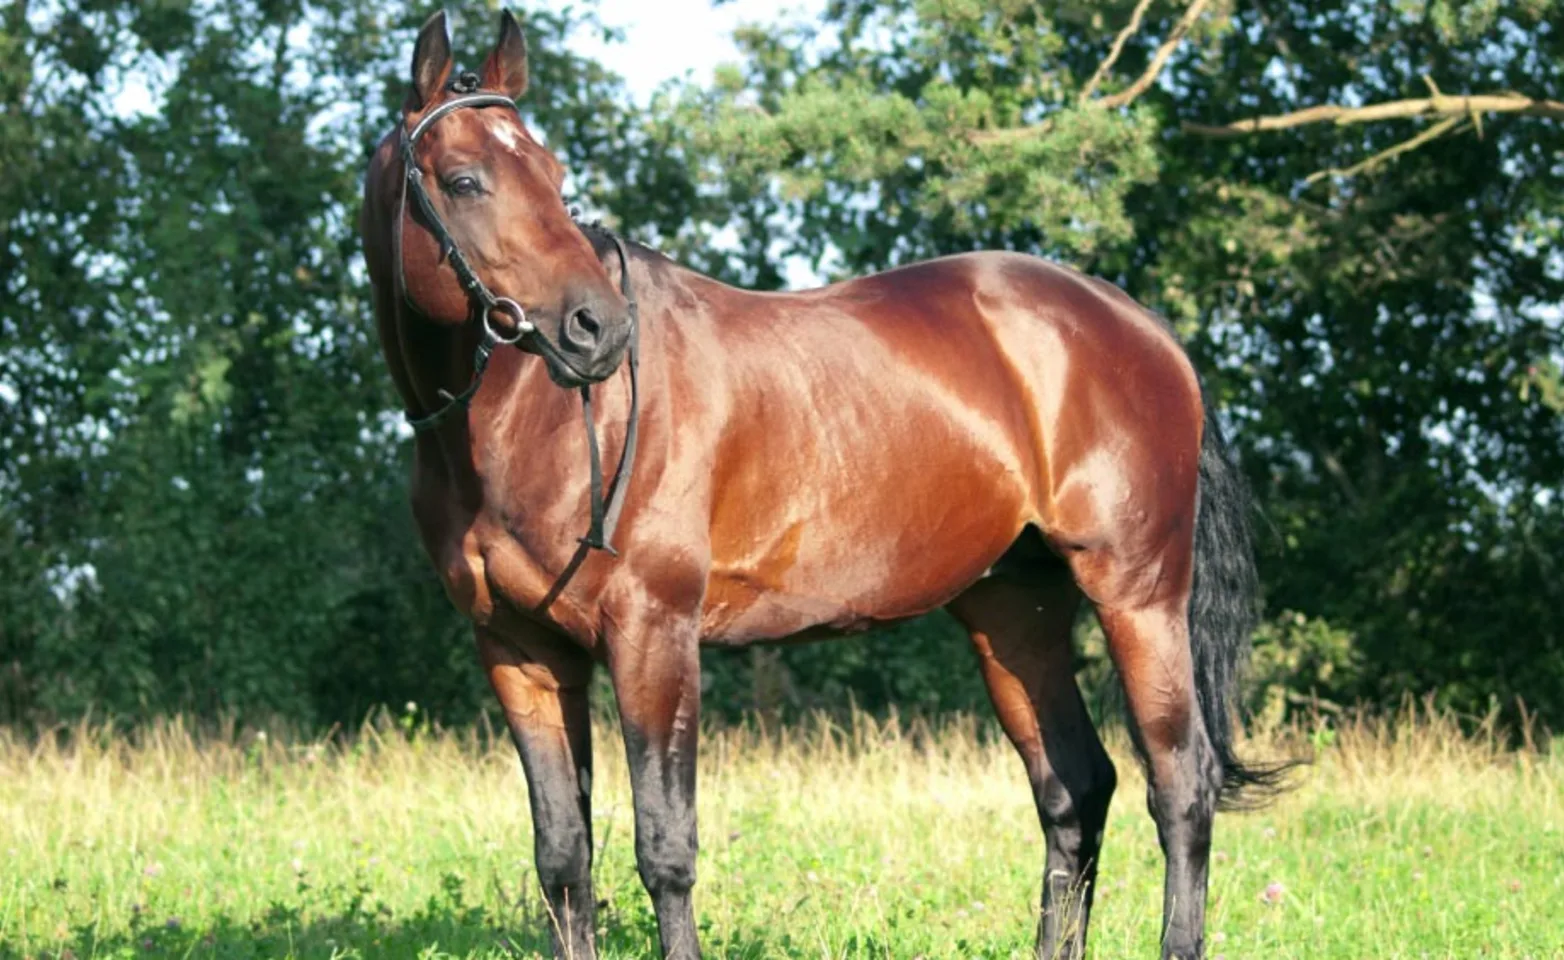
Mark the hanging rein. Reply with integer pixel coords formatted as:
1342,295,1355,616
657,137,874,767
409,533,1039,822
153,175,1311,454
391,75,640,556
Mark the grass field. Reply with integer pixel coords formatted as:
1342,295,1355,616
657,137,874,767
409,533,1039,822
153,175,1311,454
2,706,1560,959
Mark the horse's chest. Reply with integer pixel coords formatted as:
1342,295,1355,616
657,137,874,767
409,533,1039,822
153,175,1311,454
410,476,523,629
421,519,496,625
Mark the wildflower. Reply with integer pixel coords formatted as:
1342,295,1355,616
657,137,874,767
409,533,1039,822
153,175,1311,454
1260,881,1285,905
143,862,163,879
292,858,305,874
165,917,181,931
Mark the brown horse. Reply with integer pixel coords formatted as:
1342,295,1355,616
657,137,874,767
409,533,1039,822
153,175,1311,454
361,11,1282,960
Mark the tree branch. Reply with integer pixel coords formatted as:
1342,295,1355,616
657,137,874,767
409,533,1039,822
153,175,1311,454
1095,0,1210,110
1184,91,1564,137
971,0,1209,146
1314,444,1363,511
1303,115,1466,185
968,118,1056,146
1078,0,1157,104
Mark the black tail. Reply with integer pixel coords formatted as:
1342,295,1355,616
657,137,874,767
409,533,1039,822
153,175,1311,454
1190,399,1293,808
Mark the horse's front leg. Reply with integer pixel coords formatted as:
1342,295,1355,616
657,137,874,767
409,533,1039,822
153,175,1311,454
608,618,702,959
478,627,598,959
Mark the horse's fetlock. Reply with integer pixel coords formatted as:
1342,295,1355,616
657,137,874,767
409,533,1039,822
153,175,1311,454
639,859,696,895
637,839,697,895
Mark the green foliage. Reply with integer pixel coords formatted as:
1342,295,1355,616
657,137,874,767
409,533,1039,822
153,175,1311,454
1248,611,1362,729
684,0,1170,272
701,614,991,719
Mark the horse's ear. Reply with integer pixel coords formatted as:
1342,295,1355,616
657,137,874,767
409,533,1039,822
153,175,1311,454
408,10,453,111
480,9,529,100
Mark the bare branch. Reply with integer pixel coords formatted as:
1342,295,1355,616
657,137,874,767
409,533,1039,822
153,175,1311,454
967,118,1056,146
1314,444,1363,511
1095,0,1211,110
1184,91,1564,137
972,0,1209,147
1303,115,1466,185
1078,0,1158,105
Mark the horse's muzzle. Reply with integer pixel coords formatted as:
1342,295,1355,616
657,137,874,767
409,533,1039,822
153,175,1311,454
537,301,633,387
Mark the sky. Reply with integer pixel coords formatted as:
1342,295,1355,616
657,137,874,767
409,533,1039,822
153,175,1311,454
540,0,825,104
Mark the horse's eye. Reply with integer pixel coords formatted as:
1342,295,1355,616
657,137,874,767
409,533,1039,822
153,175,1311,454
448,175,481,197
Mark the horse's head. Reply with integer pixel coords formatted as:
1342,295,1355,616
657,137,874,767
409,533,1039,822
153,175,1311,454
388,9,631,387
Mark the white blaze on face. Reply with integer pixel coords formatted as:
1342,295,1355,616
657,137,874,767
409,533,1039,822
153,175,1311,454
487,115,525,155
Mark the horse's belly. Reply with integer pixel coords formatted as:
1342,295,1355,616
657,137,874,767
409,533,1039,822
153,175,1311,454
700,492,1023,644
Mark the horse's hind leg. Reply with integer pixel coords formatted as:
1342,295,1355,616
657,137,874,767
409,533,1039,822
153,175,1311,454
1092,597,1219,960
949,564,1116,960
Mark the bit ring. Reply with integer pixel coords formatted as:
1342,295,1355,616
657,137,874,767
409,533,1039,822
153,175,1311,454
486,297,533,344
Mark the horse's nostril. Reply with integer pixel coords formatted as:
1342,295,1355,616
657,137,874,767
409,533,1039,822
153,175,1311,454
565,306,603,350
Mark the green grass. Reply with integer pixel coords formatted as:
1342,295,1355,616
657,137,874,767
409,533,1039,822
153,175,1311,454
2,707,1560,959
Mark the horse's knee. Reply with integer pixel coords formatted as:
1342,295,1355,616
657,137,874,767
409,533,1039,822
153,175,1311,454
535,824,592,892
636,831,698,895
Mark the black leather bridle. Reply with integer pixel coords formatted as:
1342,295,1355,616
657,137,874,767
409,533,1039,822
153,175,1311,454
392,80,639,556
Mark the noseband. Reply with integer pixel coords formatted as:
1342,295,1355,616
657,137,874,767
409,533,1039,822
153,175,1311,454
392,82,640,556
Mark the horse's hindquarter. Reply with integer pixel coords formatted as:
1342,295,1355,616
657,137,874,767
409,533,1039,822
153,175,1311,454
688,252,1202,644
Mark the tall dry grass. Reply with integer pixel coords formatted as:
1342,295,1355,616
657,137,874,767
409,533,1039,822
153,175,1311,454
2,703,1559,958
